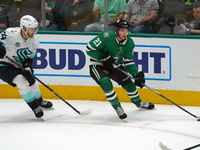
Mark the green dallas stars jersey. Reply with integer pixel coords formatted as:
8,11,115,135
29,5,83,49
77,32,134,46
86,31,138,76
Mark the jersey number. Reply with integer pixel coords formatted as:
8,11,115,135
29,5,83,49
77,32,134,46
0,31,7,40
93,38,101,47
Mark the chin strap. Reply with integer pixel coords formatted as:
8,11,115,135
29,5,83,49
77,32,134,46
22,28,29,39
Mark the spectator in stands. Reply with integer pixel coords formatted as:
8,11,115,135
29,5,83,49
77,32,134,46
0,0,17,29
184,0,199,9
16,0,41,28
180,2,200,34
45,0,56,28
60,0,94,31
47,0,66,30
84,0,127,32
15,0,21,13
125,0,159,33
183,0,200,22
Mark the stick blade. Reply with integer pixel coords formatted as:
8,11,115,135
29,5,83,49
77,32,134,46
196,116,200,121
79,109,92,115
159,142,172,150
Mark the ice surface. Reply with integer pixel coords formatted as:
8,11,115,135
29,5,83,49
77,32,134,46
0,99,200,150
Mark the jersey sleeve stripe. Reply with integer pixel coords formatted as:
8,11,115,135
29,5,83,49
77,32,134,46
87,43,97,51
124,59,135,66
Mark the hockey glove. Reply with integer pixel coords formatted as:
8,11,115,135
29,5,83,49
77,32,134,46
99,52,115,69
0,42,6,59
22,67,32,78
22,58,34,74
134,71,145,88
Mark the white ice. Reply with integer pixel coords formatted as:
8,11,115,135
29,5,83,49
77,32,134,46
0,99,200,150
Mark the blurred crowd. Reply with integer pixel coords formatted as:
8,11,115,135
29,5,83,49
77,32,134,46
0,0,200,34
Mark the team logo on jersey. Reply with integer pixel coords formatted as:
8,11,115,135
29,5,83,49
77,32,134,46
103,32,110,38
15,42,20,47
14,48,32,62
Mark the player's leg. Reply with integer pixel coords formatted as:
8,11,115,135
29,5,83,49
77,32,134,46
89,65,127,119
0,66,43,118
100,77,127,119
30,82,53,108
26,76,53,108
84,22,102,32
131,23,146,33
99,77,121,109
111,66,154,109
122,81,154,109
12,75,44,117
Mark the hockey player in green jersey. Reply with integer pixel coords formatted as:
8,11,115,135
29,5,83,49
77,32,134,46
86,19,154,120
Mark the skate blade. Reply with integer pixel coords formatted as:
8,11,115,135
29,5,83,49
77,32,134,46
121,118,128,123
35,117,44,121
41,107,54,111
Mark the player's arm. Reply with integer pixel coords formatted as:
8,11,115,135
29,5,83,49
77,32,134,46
22,58,33,73
123,42,138,76
21,43,37,77
21,52,36,78
86,35,105,61
0,30,8,59
86,42,103,61
0,42,6,59
124,43,145,88
109,12,124,25
124,58,138,75
86,35,115,69
124,57,145,88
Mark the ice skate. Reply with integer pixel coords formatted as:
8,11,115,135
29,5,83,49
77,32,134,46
133,101,155,109
33,107,44,118
115,107,127,120
39,100,53,109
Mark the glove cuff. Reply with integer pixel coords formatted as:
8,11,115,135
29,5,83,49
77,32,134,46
22,58,33,68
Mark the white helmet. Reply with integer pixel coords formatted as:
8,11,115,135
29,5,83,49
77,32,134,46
20,15,38,33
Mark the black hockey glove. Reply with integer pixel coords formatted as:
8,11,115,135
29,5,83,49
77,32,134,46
22,58,34,73
134,71,145,88
22,69,32,78
0,42,6,59
99,52,115,69
22,58,34,78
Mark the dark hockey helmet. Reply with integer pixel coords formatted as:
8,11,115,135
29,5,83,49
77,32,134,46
115,19,130,31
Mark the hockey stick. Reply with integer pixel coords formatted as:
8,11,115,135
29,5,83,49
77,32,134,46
159,142,200,150
6,56,92,115
159,142,171,150
183,144,200,150
113,65,200,121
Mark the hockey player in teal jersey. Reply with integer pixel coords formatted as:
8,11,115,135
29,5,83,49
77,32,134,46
86,19,154,120
0,15,53,118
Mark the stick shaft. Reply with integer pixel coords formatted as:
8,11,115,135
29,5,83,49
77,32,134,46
6,56,81,115
114,65,198,119
34,76,81,115
144,84,197,118
184,144,200,150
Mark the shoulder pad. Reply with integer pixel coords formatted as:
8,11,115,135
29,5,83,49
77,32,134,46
7,27,20,34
